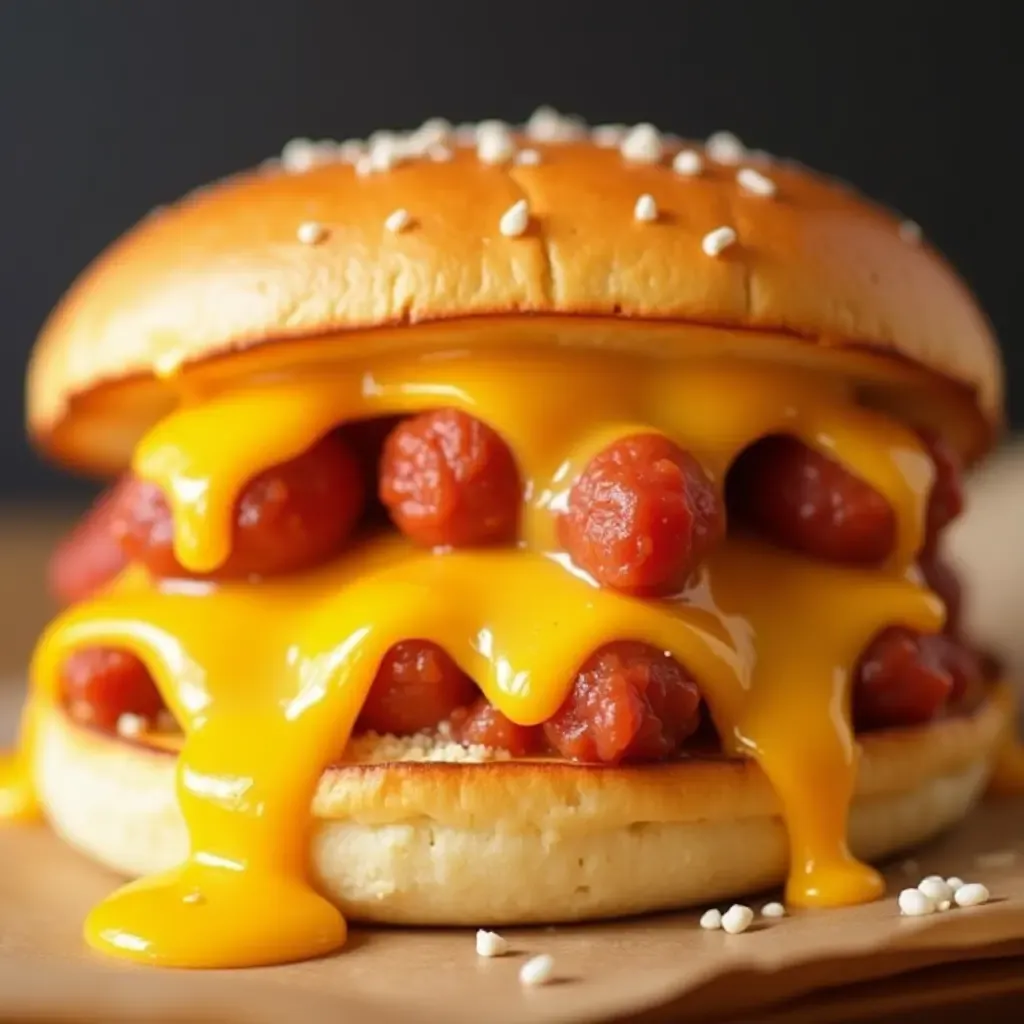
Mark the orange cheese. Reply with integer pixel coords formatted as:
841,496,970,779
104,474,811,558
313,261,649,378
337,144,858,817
0,349,945,967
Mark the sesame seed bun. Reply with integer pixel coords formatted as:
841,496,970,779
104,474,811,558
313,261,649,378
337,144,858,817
27,119,1002,473
33,691,1009,926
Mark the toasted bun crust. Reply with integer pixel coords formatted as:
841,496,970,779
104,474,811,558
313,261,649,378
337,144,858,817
28,117,1002,472
35,694,1007,925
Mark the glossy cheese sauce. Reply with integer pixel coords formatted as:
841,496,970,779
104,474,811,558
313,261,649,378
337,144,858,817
0,351,957,967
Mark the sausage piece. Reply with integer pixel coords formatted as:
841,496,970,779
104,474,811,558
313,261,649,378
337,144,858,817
559,435,723,595
543,641,703,763
919,430,964,550
116,433,365,579
448,698,542,757
357,641,478,735
919,553,963,636
378,409,521,548
852,627,981,730
49,482,132,606
728,435,896,565
61,647,166,731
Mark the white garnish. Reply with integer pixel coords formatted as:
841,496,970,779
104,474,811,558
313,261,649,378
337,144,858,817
672,149,703,176
917,877,953,903
699,908,723,930
898,888,935,917
633,194,659,222
514,148,541,166
702,226,737,256
761,902,786,918
296,221,328,245
954,883,991,908
519,954,555,986
499,199,530,238
620,123,663,163
737,167,777,197
427,143,453,162
475,929,510,957
477,123,516,164
706,130,745,164
384,208,413,233
946,876,965,891
721,904,754,934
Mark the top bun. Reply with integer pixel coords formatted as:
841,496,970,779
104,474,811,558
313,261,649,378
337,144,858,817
27,109,1002,472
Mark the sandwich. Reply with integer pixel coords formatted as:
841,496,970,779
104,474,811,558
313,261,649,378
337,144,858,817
0,108,1016,968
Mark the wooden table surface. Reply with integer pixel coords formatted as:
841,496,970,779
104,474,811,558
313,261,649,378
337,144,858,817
2,504,1024,1023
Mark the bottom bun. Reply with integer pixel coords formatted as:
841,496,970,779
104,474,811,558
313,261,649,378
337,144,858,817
35,695,1008,925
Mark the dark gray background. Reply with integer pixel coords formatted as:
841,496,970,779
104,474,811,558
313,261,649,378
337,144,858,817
1,2,1020,501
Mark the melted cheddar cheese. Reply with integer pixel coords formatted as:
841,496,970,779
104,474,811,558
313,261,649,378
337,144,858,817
0,350,956,967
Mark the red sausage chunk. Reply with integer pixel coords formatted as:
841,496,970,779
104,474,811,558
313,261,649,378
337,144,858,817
61,648,165,731
448,698,542,757
379,409,521,548
358,641,478,736
728,436,896,565
543,641,703,763
559,434,723,595
919,430,964,550
116,433,365,579
852,627,981,730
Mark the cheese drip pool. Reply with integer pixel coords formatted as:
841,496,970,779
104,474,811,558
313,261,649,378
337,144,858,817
0,109,1014,970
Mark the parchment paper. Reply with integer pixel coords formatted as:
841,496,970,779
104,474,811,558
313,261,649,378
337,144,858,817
2,445,1023,1022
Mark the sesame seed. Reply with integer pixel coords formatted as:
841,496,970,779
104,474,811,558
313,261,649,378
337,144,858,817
699,908,722,930
280,137,324,173
620,123,663,163
370,142,403,172
454,122,478,144
706,130,745,165
297,221,328,245
515,148,541,166
499,199,530,237
634,194,659,222
702,226,737,257
409,117,451,151
427,143,453,162
475,929,510,957
761,902,786,918
920,875,945,886
672,149,703,176
336,140,365,164
721,904,754,934
527,105,580,141
899,220,922,243
592,124,626,148
354,154,374,177
385,208,413,233
946,876,965,891
519,954,555,987
477,123,516,165
898,888,935,917
737,167,777,197
976,850,1017,869
917,877,953,903
937,900,952,912
116,713,147,739
954,882,990,908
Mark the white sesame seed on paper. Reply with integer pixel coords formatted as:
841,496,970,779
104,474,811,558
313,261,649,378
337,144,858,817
898,888,935,917
721,905,754,934
633,194,659,222
384,208,413,233
620,123,663,163
499,199,530,238
917,877,953,903
475,929,509,957
699,908,723,930
946,876,965,891
672,149,703,176
519,954,556,987
702,225,737,257
761,902,786,919
737,167,777,197
954,883,991,908
297,221,328,245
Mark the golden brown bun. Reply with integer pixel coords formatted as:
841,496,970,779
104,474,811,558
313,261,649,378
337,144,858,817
35,694,1007,926
27,118,1002,472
